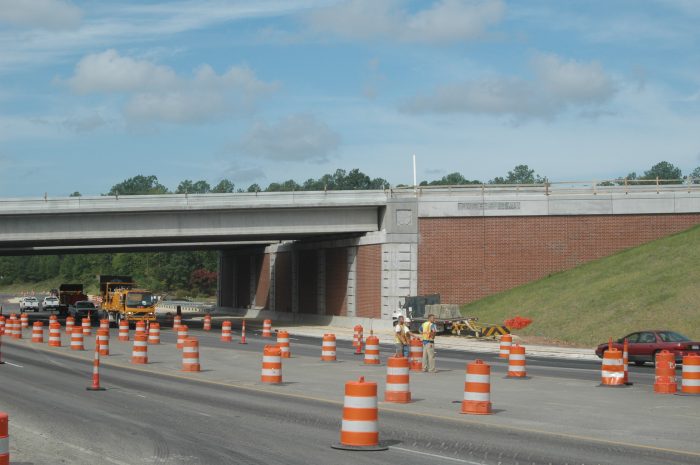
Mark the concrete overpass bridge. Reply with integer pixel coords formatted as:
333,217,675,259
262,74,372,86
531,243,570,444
2,183,700,321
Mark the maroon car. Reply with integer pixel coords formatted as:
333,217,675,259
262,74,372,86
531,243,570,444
595,330,700,365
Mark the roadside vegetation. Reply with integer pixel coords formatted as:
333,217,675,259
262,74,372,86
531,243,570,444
461,224,700,347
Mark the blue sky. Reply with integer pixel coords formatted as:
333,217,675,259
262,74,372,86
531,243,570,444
1,0,699,196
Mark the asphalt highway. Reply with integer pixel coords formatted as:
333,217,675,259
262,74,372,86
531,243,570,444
1,318,693,465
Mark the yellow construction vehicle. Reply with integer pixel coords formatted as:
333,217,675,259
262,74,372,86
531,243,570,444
99,275,156,325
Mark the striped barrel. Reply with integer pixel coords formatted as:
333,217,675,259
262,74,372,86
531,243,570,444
81,317,91,337
220,321,232,342
261,345,282,384
182,337,200,372
135,321,146,338
20,313,28,329
409,338,423,372
0,316,5,336
173,315,182,331
65,316,74,335
49,314,58,328
623,339,630,384
461,359,492,415
31,322,44,343
131,334,148,364
262,319,272,338
70,327,85,351
277,330,290,358
681,354,700,395
48,322,62,347
363,335,380,365
385,356,411,403
654,350,677,394
97,328,110,356
99,319,110,331
321,334,336,361
203,314,211,331
353,325,363,355
338,377,380,448
9,316,20,339
499,334,512,359
118,319,129,341
148,322,161,345
1,411,9,465
507,344,527,378
601,348,625,386
176,325,189,349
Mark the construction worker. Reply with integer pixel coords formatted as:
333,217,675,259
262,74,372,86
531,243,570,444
394,315,410,357
421,314,437,373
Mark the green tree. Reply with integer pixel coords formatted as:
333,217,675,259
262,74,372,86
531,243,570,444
689,166,700,184
246,183,261,192
176,180,211,194
641,161,682,184
490,165,545,184
422,172,481,186
107,175,169,196
69,191,82,197
211,179,235,193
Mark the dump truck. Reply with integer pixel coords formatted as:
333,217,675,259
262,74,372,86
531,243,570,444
98,275,156,324
57,284,87,317
396,294,509,339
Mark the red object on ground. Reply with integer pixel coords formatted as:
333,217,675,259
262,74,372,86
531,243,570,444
504,316,533,330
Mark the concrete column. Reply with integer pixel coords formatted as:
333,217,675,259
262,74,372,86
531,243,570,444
381,243,417,319
217,251,234,308
249,255,257,307
346,246,357,317
268,252,276,312
316,249,326,315
291,249,299,314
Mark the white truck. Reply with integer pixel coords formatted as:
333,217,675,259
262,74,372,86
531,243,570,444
42,295,60,311
19,296,39,312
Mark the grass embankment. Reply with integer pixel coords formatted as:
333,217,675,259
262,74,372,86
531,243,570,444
461,224,700,347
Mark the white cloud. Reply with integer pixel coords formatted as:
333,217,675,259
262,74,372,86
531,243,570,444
0,0,82,30
65,50,275,124
67,49,179,93
402,52,617,120
307,0,504,43
241,114,340,162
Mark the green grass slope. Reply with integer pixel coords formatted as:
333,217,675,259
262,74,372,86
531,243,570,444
461,224,700,347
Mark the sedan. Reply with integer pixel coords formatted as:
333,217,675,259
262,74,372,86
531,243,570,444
69,300,101,324
595,330,700,365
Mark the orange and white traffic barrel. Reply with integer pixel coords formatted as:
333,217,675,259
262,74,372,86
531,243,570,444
148,322,160,345
203,314,212,331
70,327,85,351
176,325,189,349
1,411,9,465
131,334,148,364
239,319,248,344
353,325,363,355
385,356,411,403
680,354,700,395
220,321,232,342
331,376,387,451
118,319,129,341
601,348,625,387
261,345,282,384
65,316,74,335
461,359,492,415
277,330,290,358
49,314,58,327
182,337,201,372
173,314,182,331
0,316,5,336
499,334,512,359
9,315,20,339
81,317,91,337
97,328,110,356
262,319,272,337
31,321,44,343
654,350,677,394
623,339,631,385
48,322,62,347
99,319,109,331
86,345,106,391
409,337,423,372
364,335,380,365
20,312,28,329
321,334,336,361
135,321,146,338
507,344,527,378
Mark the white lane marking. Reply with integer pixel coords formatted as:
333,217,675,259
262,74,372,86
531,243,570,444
4,361,23,368
12,423,132,465
136,394,147,398
195,411,212,417
390,446,485,464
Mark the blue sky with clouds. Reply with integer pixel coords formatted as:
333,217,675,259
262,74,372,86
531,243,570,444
1,0,699,196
